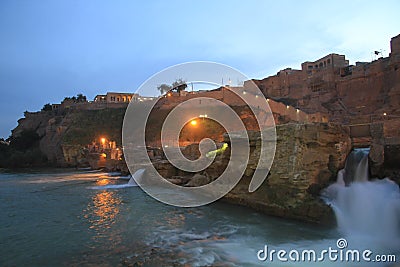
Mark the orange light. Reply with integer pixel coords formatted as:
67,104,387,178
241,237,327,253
96,179,110,186
167,93,172,97
190,120,197,126
101,153,107,158
100,137,106,144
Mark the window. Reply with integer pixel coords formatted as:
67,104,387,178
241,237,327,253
327,59,331,64
111,96,115,101
308,65,313,69
117,97,120,101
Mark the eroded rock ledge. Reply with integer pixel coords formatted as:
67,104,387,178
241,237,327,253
150,122,351,224
222,123,351,224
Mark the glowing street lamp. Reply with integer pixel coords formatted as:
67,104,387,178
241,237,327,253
100,137,106,144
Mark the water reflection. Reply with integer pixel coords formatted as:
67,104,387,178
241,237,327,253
84,179,122,234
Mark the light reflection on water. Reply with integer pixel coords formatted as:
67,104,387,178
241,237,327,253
84,178,122,236
0,170,365,267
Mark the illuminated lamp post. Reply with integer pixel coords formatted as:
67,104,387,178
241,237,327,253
100,137,106,149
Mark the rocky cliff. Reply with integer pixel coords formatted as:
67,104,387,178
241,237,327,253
145,122,351,224
223,123,351,224
9,108,126,167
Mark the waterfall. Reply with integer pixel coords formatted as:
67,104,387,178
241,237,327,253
342,148,370,185
322,148,400,249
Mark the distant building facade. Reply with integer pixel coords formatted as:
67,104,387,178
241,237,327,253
94,92,155,103
249,34,400,123
94,92,138,103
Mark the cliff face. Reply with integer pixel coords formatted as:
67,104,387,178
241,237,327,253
222,123,351,224
10,108,126,167
147,123,351,223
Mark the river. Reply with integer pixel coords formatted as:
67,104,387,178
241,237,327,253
0,169,398,266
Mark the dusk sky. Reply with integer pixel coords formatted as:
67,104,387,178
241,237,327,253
1,0,400,138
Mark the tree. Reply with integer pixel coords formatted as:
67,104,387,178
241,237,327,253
41,103,52,112
172,78,187,92
157,79,187,95
9,130,41,151
76,93,87,102
157,84,172,95
63,94,87,103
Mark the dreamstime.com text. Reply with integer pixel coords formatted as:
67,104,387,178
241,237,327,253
257,238,396,263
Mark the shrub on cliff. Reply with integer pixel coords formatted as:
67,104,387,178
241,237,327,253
62,108,126,145
0,130,48,168
41,103,52,112
9,130,41,151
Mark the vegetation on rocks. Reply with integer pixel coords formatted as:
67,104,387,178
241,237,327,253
0,130,48,168
62,108,126,145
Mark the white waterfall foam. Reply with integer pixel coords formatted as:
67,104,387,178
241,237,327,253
88,169,145,189
322,148,400,250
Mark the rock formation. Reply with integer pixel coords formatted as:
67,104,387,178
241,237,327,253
223,123,351,224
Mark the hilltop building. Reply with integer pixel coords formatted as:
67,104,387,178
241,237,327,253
247,34,400,124
94,92,155,103
94,92,137,103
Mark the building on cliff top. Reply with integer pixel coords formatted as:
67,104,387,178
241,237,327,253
94,92,155,103
249,34,400,122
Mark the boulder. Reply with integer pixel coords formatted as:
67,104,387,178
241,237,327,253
185,173,211,187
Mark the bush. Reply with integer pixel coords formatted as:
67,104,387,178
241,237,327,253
42,103,52,112
9,130,41,151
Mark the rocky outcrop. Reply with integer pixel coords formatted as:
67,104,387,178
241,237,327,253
222,123,351,224
8,108,127,167
149,123,351,224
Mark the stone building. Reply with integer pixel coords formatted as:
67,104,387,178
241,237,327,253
94,92,138,103
94,92,155,103
250,34,400,123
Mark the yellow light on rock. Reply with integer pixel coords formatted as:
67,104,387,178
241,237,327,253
190,120,197,126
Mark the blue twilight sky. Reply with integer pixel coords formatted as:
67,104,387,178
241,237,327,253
0,0,400,138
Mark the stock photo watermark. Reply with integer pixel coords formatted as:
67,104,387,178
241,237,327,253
122,61,276,207
257,238,396,263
